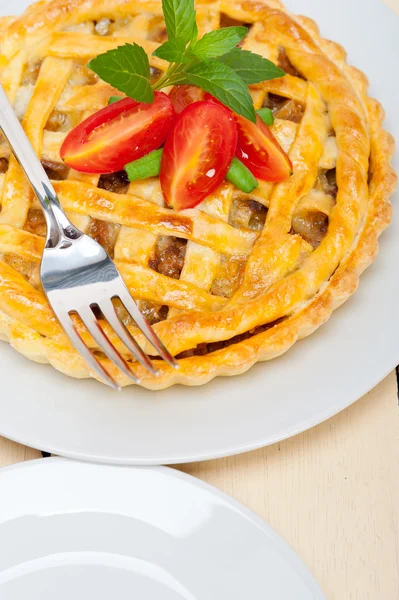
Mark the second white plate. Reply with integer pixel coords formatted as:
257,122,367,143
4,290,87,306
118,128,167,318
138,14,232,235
0,458,324,599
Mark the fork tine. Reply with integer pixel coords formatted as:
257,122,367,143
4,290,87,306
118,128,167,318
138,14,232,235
58,311,121,391
117,289,178,369
99,300,158,375
78,307,140,384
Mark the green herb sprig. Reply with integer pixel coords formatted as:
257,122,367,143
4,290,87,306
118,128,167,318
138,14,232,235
87,0,284,123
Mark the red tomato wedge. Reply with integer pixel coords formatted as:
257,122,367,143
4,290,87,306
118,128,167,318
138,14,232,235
234,114,293,182
60,92,175,174
204,92,292,182
168,85,203,114
160,101,237,211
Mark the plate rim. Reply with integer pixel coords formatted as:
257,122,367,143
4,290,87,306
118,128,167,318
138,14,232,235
0,352,396,465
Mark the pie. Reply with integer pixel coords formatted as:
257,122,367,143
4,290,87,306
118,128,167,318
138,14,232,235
0,0,396,389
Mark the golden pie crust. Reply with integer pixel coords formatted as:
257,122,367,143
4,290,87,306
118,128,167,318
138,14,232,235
0,0,396,389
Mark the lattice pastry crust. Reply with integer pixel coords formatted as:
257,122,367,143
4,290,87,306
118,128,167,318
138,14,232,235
0,0,396,389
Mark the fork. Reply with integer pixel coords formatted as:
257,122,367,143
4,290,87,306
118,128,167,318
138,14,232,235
0,85,177,390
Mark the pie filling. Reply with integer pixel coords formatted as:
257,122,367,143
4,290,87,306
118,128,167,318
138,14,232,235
291,211,329,248
176,318,286,359
45,111,80,133
87,220,121,257
318,168,338,199
0,157,8,173
93,18,114,37
138,301,169,325
289,170,338,248
277,48,305,80
219,14,251,29
210,255,245,299
149,236,187,280
147,17,168,43
98,170,130,195
150,67,163,85
262,93,305,123
22,60,43,86
229,198,268,231
41,159,69,181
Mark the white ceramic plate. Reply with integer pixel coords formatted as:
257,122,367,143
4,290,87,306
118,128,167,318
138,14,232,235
0,0,398,464
0,458,324,599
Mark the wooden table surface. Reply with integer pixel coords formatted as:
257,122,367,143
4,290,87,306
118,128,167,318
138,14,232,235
1,1,399,598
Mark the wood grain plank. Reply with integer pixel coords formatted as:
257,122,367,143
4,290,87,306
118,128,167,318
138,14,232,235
0,437,41,467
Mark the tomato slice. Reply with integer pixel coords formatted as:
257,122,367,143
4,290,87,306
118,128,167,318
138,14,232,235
160,101,237,211
168,85,203,114
60,92,175,174
203,93,292,182
235,114,292,182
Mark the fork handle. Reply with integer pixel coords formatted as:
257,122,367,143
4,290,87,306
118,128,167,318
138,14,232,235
0,84,81,247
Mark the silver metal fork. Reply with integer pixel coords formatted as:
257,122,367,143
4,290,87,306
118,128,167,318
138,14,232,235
0,85,177,390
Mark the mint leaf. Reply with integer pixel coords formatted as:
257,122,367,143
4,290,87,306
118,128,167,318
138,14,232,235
153,38,188,63
162,0,197,44
218,48,285,84
192,26,248,60
186,61,256,122
88,43,153,103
